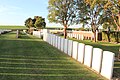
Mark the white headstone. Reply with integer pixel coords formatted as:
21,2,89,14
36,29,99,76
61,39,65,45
70,33,73,38
16,30,19,38
54,35,56,47
51,35,54,45
50,34,53,45
68,40,73,57
58,37,61,50
92,48,103,73
46,33,48,43
33,31,35,36
55,36,58,48
48,34,50,44
64,39,68,54
84,45,93,67
60,38,64,52
38,32,42,38
77,43,85,63
49,34,52,44
75,34,77,39
73,34,75,38
52,35,55,46
81,35,84,40
67,33,70,37
76,34,79,39
72,41,78,60
100,51,114,80
43,29,49,41
46,33,49,42
78,34,81,40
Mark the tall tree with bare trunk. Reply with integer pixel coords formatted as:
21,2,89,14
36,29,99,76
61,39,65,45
48,0,77,38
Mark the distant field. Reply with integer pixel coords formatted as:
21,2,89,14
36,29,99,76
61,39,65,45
0,26,28,29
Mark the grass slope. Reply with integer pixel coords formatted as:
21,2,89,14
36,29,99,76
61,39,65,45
0,32,106,80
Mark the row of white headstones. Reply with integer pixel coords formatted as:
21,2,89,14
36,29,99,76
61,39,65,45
67,33,92,40
34,30,115,80
0,30,11,34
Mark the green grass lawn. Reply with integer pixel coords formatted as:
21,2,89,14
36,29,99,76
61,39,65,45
0,32,107,80
0,25,27,29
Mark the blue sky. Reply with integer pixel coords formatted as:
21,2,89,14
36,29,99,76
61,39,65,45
0,0,61,27
0,0,82,28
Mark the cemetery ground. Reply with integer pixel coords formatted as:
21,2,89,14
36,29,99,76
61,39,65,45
0,32,107,80
69,38,120,78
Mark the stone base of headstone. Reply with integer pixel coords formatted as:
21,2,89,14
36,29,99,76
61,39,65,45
16,30,19,38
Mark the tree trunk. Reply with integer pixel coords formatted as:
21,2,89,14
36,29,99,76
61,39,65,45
64,26,67,39
107,32,110,42
94,31,96,42
116,31,119,43
118,11,120,31
92,23,97,42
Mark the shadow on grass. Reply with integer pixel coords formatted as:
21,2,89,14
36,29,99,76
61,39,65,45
2,33,120,79
113,61,120,78
0,33,108,80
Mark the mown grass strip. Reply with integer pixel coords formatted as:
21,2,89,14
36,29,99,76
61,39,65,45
0,62,77,66
0,58,72,62
0,73,93,77
0,55,71,60
0,67,82,71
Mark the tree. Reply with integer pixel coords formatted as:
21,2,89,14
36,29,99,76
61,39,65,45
88,0,120,43
25,18,35,34
48,0,77,38
76,0,90,28
100,0,120,43
25,16,46,32
79,0,105,42
104,0,120,31
101,14,116,30
34,16,46,29
25,18,34,28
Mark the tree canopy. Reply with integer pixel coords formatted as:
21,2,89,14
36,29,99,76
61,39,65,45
34,16,46,29
48,0,120,42
48,0,77,38
103,0,120,31
25,18,34,28
25,16,46,29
